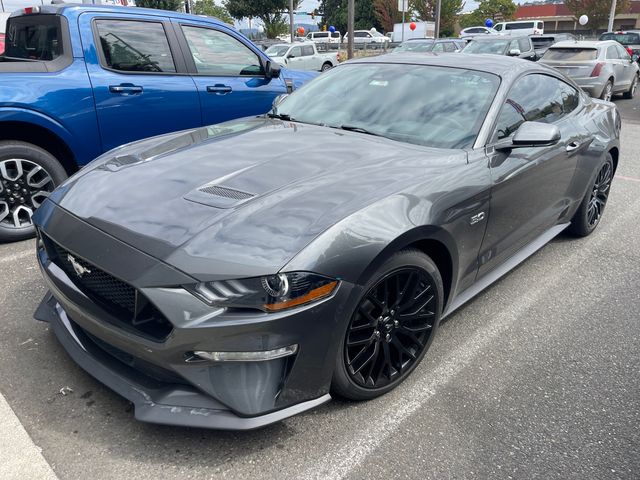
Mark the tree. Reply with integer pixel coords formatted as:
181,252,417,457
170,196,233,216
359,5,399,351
224,0,301,38
136,0,182,11
374,0,402,34
458,0,516,29
565,0,631,30
410,0,465,37
194,0,234,24
318,0,383,33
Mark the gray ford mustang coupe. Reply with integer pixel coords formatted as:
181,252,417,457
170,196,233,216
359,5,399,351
33,54,620,430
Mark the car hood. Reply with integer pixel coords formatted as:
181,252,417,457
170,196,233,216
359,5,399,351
47,117,466,281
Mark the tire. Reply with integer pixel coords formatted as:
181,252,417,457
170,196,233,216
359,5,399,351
600,80,613,102
623,74,638,99
567,153,614,237
331,248,444,401
321,62,332,72
0,141,68,243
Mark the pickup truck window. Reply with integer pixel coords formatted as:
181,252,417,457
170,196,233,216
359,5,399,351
95,20,176,73
4,15,62,61
289,46,302,58
181,26,263,76
302,45,314,56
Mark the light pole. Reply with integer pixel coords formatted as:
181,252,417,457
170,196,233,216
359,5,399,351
607,0,617,32
290,0,294,43
348,0,354,59
434,0,442,38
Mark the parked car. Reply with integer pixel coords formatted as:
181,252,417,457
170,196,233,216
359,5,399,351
459,26,499,38
0,12,9,55
266,42,339,71
392,38,465,54
462,35,536,60
344,29,390,47
540,40,639,101
0,4,315,243
599,30,640,63
306,30,341,44
493,20,544,36
531,33,576,59
34,53,620,430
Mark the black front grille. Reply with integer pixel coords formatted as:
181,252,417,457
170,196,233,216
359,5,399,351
44,235,173,342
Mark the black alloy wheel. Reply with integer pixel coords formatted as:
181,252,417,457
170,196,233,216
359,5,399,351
0,141,67,242
568,154,614,237
332,249,443,400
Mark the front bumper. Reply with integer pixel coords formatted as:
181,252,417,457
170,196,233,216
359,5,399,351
33,202,357,430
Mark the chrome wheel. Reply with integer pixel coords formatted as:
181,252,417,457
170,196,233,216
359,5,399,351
602,81,613,102
0,159,54,229
586,160,613,228
344,267,437,389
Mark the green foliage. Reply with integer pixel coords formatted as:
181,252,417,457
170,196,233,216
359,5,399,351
374,0,402,33
224,0,300,38
193,0,234,24
458,0,517,29
318,0,383,33
411,0,465,36
564,0,631,29
135,0,183,11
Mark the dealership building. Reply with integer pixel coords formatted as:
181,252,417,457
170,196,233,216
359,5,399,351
515,1,640,33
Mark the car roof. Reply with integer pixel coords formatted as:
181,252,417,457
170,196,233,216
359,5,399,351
470,34,530,41
349,52,551,79
551,40,616,48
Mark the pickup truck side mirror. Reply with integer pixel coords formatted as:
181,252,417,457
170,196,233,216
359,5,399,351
287,53,295,59
264,60,281,79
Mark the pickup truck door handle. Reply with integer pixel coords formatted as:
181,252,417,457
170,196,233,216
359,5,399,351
207,84,233,95
109,84,143,94
566,141,582,153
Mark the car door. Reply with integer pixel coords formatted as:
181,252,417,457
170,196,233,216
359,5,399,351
301,44,317,70
80,13,201,152
477,73,581,278
606,44,625,90
285,45,305,69
615,43,636,89
174,22,289,126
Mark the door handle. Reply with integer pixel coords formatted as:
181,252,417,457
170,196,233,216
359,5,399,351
109,84,143,94
207,84,233,95
566,141,582,153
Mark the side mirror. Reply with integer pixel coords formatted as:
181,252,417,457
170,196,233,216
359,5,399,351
633,54,639,62
495,121,561,150
272,93,288,109
287,53,295,59
265,60,281,79
508,48,521,56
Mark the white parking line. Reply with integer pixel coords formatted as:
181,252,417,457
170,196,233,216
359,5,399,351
0,392,58,480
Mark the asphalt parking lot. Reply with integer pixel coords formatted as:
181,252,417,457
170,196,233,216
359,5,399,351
1,96,639,480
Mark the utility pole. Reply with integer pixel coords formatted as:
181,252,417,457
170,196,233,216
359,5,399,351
434,0,442,38
348,0,354,59
290,0,295,43
0,0,4,13
185,0,190,14
607,0,617,32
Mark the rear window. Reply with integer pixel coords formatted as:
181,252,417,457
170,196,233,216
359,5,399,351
506,22,534,30
599,32,640,45
543,48,598,61
3,15,63,60
532,37,556,48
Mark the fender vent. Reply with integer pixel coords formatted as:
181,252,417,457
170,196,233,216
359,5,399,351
197,185,254,201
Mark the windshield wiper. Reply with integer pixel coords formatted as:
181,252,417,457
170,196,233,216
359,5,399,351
339,125,382,137
267,112,293,121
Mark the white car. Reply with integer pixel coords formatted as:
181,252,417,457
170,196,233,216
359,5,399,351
493,20,544,36
265,42,339,72
344,30,390,47
459,26,499,38
306,31,341,44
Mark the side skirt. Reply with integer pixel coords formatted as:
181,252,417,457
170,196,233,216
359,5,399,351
442,222,570,319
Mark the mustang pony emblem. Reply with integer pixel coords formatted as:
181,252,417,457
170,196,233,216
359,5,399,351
67,254,91,277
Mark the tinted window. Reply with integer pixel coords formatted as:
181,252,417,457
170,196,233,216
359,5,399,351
182,26,262,76
616,43,631,59
599,32,640,45
493,74,567,141
494,24,503,31
275,64,500,149
4,15,63,61
559,82,580,114
518,38,530,52
543,48,598,61
316,32,328,38
302,45,314,56
96,20,175,73
331,32,340,38
506,22,534,30
606,45,619,59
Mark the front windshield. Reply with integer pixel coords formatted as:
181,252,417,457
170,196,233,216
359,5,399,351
265,45,290,57
393,40,435,53
463,40,510,54
273,63,500,149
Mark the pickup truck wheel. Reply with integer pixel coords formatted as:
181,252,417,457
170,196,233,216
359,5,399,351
0,141,67,243
321,62,333,72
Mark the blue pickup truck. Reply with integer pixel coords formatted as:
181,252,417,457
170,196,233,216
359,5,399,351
0,4,315,242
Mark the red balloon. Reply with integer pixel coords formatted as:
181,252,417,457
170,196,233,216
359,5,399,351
409,22,417,31
297,26,305,35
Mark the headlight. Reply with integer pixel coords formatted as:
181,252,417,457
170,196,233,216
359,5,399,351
186,272,339,312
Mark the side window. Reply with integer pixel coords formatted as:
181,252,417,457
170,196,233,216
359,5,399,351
181,26,263,76
518,38,530,52
306,33,312,39
616,44,630,59
290,46,302,57
509,39,520,52
95,20,176,73
492,74,565,141
559,81,580,114
494,24,503,31
443,42,456,52
302,45,314,56
606,45,618,59
432,42,444,52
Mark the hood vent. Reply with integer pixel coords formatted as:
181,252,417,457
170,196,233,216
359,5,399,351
197,185,254,201
185,184,256,209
